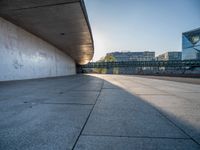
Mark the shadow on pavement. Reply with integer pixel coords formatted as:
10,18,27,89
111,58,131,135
0,74,200,150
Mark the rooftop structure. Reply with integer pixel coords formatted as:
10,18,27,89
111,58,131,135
156,51,182,61
107,51,155,61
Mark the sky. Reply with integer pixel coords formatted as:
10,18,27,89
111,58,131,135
84,0,200,61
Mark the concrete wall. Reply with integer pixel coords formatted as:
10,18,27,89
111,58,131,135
0,17,76,81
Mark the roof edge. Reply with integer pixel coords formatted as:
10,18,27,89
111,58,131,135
183,27,200,34
79,0,94,62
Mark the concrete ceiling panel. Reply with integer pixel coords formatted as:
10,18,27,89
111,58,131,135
0,0,80,10
0,0,94,64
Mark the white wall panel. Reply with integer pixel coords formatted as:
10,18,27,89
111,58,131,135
0,17,75,81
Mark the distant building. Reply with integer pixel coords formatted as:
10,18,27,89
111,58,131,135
182,27,200,60
106,51,155,61
156,51,182,61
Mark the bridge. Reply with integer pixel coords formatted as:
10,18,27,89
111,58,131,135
80,60,200,69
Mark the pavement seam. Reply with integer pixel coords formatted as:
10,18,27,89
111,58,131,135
134,94,170,95
81,134,191,140
138,83,200,146
152,106,200,146
137,76,200,85
41,102,94,106
71,80,104,150
69,90,100,92
115,78,200,146
131,78,200,106
4,77,90,102
156,88,200,107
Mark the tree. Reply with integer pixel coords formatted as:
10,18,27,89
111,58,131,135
93,55,117,74
103,55,117,62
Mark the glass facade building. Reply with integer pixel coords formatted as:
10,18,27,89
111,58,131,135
182,28,200,60
107,51,155,61
156,52,182,61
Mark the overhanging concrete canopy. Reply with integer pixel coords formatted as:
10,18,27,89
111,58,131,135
0,0,94,65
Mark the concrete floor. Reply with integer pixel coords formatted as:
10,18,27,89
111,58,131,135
0,74,200,150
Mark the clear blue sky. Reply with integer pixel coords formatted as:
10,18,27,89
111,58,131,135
84,0,200,61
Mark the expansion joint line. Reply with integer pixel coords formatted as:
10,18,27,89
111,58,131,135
113,77,200,146
154,107,200,146
71,80,104,150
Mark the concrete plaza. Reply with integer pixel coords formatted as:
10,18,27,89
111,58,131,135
0,74,200,150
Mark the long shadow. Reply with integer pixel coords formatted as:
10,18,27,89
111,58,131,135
74,74,200,150
0,74,200,150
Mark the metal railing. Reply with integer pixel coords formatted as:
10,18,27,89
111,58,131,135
79,60,200,68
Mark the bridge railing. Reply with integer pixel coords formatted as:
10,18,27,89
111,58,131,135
79,60,200,68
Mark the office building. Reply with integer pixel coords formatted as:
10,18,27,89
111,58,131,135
107,51,155,61
156,51,182,61
182,27,200,60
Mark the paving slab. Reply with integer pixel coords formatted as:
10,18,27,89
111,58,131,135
83,89,187,138
0,75,102,150
72,83,103,91
18,91,99,105
74,136,200,150
86,74,200,147
172,92,200,105
1,74,200,149
157,106,200,144
137,94,200,144
0,102,92,150
138,95,198,108
103,81,120,89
